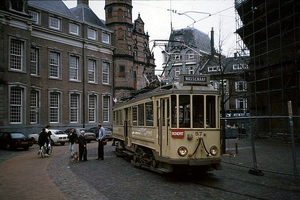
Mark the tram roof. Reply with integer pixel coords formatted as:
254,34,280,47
114,81,218,107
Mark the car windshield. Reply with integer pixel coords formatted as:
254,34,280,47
11,133,26,138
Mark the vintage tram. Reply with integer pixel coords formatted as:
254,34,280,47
112,74,222,174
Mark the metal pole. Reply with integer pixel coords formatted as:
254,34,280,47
248,118,264,176
287,101,298,181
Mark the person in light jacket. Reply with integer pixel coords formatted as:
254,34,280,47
96,124,105,160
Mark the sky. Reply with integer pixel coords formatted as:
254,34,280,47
63,0,237,74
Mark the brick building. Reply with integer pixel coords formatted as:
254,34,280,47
0,0,114,134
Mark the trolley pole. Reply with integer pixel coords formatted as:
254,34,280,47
287,101,298,181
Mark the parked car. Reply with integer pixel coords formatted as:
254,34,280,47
28,129,68,146
64,128,96,143
88,127,113,141
0,132,33,150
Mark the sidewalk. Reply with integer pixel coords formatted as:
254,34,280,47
0,145,66,200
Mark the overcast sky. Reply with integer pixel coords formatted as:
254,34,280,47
63,0,236,73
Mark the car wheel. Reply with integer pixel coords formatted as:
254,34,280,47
24,146,29,151
31,138,36,143
60,142,65,145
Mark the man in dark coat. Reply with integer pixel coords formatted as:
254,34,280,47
78,130,87,161
38,128,49,156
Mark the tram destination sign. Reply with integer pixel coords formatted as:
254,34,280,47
180,74,210,85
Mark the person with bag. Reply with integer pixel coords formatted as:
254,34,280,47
78,130,87,161
96,123,105,160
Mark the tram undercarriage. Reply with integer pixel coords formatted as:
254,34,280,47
115,140,222,174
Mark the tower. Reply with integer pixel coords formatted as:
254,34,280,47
105,0,155,100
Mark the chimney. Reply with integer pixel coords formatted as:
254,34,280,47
78,0,89,6
211,27,214,58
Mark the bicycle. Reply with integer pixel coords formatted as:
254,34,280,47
39,140,52,158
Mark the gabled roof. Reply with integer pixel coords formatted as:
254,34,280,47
28,0,77,20
169,28,212,54
70,4,107,29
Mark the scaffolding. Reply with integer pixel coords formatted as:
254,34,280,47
235,0,300,136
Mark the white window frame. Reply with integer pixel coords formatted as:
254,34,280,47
49,51,60,79
208,66,220,72
88,94,97,123
102,62,110,84
235,81,247,92
9,38,25,72
69,23,79,35
9,85,26,124
30,47,39,76
49,91,61,123
70,93,80,123
102,95,110,122
175,67,180,78
29,10,39,24
49,16,61,30
88,59,97,83
88,28,96,40
69,55,79,81
236,98,247,109
102,32,110,44
233,64,248,70
30,89,40,124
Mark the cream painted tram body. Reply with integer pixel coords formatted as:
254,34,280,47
112,75,222,174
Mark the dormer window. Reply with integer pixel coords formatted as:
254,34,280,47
88,28,97,40
49,17,61,30
10,0,25,13
29,10,39,24
102,32,110,44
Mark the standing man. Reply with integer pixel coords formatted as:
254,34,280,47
97,124,105,160
68,128,76,158
78,130,87,161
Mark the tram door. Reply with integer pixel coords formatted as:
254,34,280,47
124,107,132,147
158,98,170,157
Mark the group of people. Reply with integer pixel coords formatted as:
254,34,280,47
67,123,106,162
38,123,107,161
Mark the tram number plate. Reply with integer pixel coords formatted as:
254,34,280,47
171,129,184,139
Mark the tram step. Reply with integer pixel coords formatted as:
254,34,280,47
156,168,170,173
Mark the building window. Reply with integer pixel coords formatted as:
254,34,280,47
175,67,180,78
235,81,247,92
49,17,61,30
233,64,248,70
208,66,220,72
188,53,194,60
119,65,125,77
49,52,60,78
88,94,97,122
107,7,113,18
31,48,39,76
49,92,60,123
69,23,79,35
102,32,110,44
10,39,24,71
10,0,24,12
102,95,110,122
102,62,110,84
69,56,79,81
70,93,79,123
30,90,39,124
189,67,194,74
236,98,247,109
9,86,24,124
88,59,96,83
29,10,39,24
88,28,96,40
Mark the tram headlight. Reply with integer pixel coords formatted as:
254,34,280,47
177,146,188,157
210,145,218,156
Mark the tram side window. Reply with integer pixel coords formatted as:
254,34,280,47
193,95,204,128
179,95,190,128
138,104,144,126
146,102,153,126
133,106,137,126
206,96,216,128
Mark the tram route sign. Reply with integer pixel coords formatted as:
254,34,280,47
171,129,185,139
179,74,210,86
